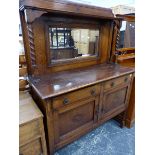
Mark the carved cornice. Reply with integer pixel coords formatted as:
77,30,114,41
24,9,47,23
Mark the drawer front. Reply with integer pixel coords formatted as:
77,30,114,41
19,120,40,146
53,84,100,109
19,138,42,155
103,74,132,90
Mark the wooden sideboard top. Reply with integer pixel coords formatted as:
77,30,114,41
19,91,43,126
19,0,114,19
29,63,134,100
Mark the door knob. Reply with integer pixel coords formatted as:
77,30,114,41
63,98,69,105
90,89,96,96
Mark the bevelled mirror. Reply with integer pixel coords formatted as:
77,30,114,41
48,27,100,64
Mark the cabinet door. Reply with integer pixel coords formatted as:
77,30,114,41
100,83,131,120
52,97,99,149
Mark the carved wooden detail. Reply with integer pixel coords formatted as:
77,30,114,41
23,8,46,68
114,20,122,50
110,19,122,62
24,9,47,23
27,24,36,67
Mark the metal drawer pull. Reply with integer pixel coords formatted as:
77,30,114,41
110,82,115,87
63,98,69,105
96,108,99,115
124,77,128,82
90,89,96,96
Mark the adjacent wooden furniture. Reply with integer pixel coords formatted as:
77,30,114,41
19,91,47,155
19,55,48,155
20,1,135,154
19,54,27,68
19,55,29,91
111,14,135,128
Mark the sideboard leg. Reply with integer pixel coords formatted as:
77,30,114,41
114,111,127,128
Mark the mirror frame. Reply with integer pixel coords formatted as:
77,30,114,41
45,20,101,67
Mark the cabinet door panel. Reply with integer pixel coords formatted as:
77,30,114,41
53,97,99,147
101,84,130,119
59,101,94,136
104,87,127,113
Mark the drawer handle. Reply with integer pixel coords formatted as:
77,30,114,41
124,77,128,82
110,82,115,87
90,89,96,96
63,98,69,105
96,108,99,115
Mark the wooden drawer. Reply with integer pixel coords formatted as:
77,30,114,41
53,84,100,109
103,74,132,90
19,138,42,155
19,120,40,146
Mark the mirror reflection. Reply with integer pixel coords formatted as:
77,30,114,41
49,28,99,63
118,21,135,49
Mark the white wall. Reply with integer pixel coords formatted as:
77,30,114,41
67,0,135,8
72,29,99,54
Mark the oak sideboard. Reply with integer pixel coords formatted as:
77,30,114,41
19,0,135,154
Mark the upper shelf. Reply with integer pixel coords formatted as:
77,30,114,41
117,53,135,61
29,63,134,99
19,0,114,19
